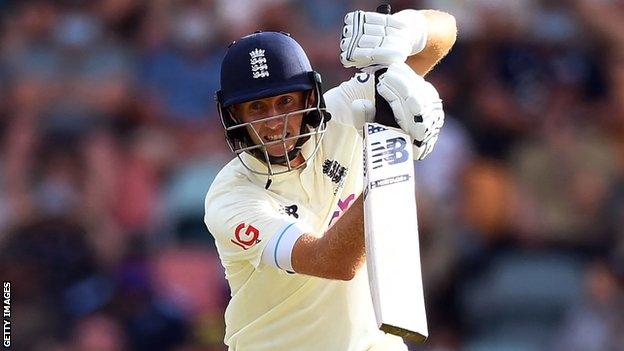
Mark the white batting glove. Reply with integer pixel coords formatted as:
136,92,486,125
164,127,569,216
376,62,444,160
340,10,428,71
351,99,376,136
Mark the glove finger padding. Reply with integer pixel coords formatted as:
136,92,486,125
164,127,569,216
341,48,374,67
379,66,424,104
363,12,387,25
376,62,444,160
363,23,386,36
344,11,355,25
340,38,349,52
358,34,383,48
340,9,428,69
343,24,354,39
383,60,422,80
369,48,408,66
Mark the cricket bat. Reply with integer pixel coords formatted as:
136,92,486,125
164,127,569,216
361,3,428,343
363,122,428,343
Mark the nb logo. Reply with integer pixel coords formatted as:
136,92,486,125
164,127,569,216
357,73,370,83
367,124,387,135
280,204,299,219
371,137,409,169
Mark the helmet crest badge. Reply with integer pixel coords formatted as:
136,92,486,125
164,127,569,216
249,48,269,78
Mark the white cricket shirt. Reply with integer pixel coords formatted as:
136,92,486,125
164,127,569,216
205,73,408,351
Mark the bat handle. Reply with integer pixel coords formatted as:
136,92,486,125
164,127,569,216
373,3,400,128
376,4,391,14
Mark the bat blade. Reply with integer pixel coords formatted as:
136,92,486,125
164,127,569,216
363,122,428,343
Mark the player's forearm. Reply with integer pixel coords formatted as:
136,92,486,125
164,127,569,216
292,196,365,280
407,10,457,76
321,195,366,278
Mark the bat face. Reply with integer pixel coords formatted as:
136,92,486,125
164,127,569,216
363,122,428,343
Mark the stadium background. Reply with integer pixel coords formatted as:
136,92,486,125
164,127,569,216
1,0,623,350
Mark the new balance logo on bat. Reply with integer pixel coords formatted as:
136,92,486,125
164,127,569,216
367,124,387,135
370,136,409,169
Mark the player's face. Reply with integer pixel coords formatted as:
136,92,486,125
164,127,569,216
232,91,309,158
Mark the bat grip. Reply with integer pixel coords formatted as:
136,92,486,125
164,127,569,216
373,3,400,128
376,4,391,14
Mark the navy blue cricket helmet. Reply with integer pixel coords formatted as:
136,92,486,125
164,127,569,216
215,31,331,177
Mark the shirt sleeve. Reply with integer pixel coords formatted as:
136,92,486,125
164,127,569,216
323,72,376,131
204,184,308,271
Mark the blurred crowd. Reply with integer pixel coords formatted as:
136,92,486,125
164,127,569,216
1,0,623,350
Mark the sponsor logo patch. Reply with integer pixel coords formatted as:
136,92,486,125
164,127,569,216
231,223,261,250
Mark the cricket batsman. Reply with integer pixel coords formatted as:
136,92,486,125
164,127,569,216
205,7,456,350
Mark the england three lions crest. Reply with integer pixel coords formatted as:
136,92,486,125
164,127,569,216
250,48,269,78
